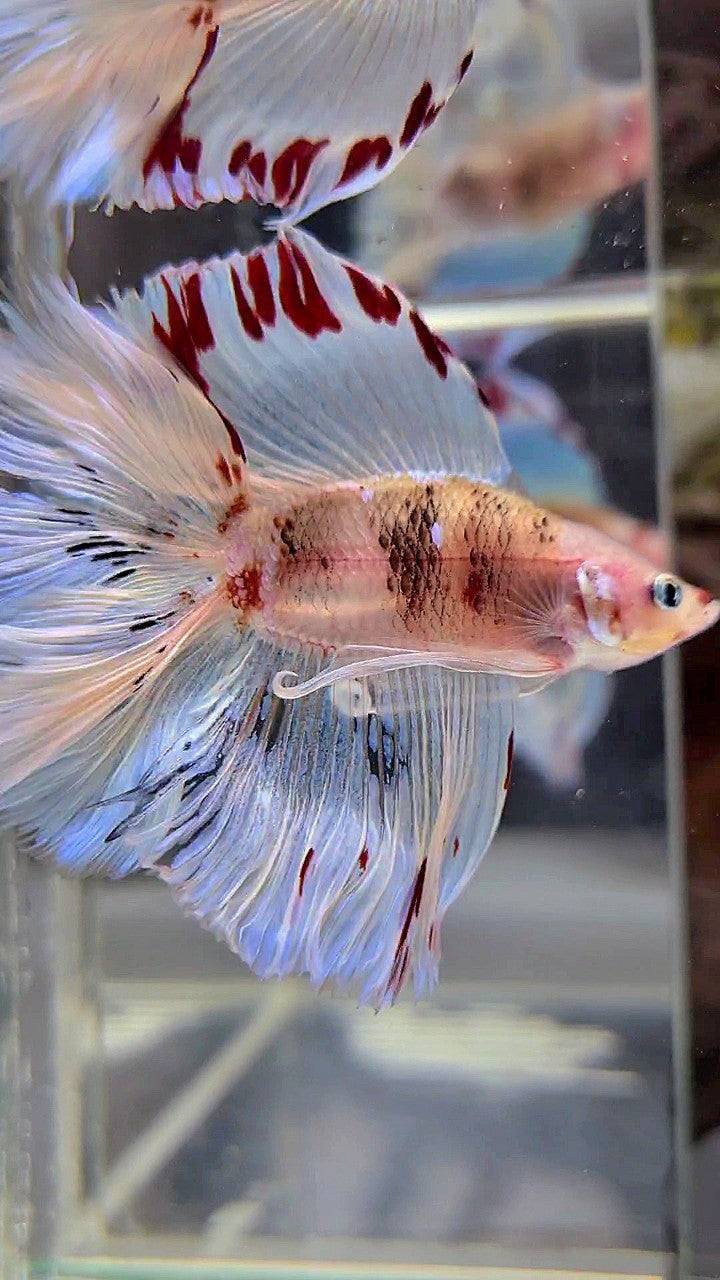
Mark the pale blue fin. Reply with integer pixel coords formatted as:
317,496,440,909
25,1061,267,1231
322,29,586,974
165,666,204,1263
104,641,514,1007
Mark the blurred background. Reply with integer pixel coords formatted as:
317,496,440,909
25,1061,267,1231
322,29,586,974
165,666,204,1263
2,0,720,1277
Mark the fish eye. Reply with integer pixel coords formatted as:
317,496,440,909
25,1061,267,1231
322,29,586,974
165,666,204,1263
651,574,683,610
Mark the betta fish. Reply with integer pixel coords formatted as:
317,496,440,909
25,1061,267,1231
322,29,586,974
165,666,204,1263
0,0,478,217
0,229,716,1007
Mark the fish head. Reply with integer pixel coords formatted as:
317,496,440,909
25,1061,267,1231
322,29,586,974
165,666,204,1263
572,557,719,670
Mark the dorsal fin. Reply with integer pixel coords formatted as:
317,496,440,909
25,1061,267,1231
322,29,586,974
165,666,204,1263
113,227,511,488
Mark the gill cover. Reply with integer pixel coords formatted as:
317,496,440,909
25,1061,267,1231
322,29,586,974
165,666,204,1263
577,563,621,648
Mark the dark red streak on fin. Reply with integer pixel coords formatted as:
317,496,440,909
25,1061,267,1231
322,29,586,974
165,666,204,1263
278,239,342,339
388,857,427,994
231,267,263,341
152,276,246,460
504,731,515,792
298,847,315,897
458,50,474,82
338,136,393,187
344,265,401,325
359,845,369,872
228,141,268,187
246,253,276,326
400,82,433,148
142,26,218,180
409,310,449,379
453,837,460,857
215,453,232,486
272,138,329,206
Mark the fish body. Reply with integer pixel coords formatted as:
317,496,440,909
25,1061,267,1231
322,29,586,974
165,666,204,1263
0,230,716,1006
225,472,714,679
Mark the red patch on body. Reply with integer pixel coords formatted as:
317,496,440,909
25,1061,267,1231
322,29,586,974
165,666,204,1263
272,138,329,206
143,26,218,180
298,847,315,896
338,136,393,187
228,564,262,612
504,731,515,791
409,310,449,379
277,239,342,338
359,846,369,872
344,265,401,325
698,589,714,606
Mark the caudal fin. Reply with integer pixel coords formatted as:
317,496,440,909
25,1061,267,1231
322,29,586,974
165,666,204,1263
0,274,248,874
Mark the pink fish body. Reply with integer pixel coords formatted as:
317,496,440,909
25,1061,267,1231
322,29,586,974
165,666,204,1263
0,230,716,1006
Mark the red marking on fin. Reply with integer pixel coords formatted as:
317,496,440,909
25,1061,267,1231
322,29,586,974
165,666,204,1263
272,138,329,206
388,857,427,994
298,847,315,896
278,239,342,339
228,141,268,187
143,26,218,180
458,50,474,83
215,453,232,486
231,266,263,341
453,837,460,857
359,846,369,872
246,253,276,326
188,5,204,27
228,139,251,176
218,493,247,535
152,276,246,461
409,310,448,379
400,82,433,148
428,924,436,949
338,136,393,187
504,731,515,792
228,564,262,612
344,265,401,325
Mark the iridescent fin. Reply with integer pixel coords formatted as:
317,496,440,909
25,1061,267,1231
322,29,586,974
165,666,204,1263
0,1,477,215
113,227,511,487
0,276,247,874
108,640,514,1006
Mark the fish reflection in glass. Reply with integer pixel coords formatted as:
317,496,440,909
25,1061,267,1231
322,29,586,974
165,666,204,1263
0,231,716,1007
0,0,480,217
360,0,649,297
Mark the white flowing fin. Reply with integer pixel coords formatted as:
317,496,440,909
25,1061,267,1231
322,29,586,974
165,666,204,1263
0,0,220,205
110,0,478,218
114,227,511,488
107,638,514,1007
0,1,476,215
0,277,249,873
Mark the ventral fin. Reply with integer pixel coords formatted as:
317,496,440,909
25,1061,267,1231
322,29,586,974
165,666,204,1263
113,227,511,489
